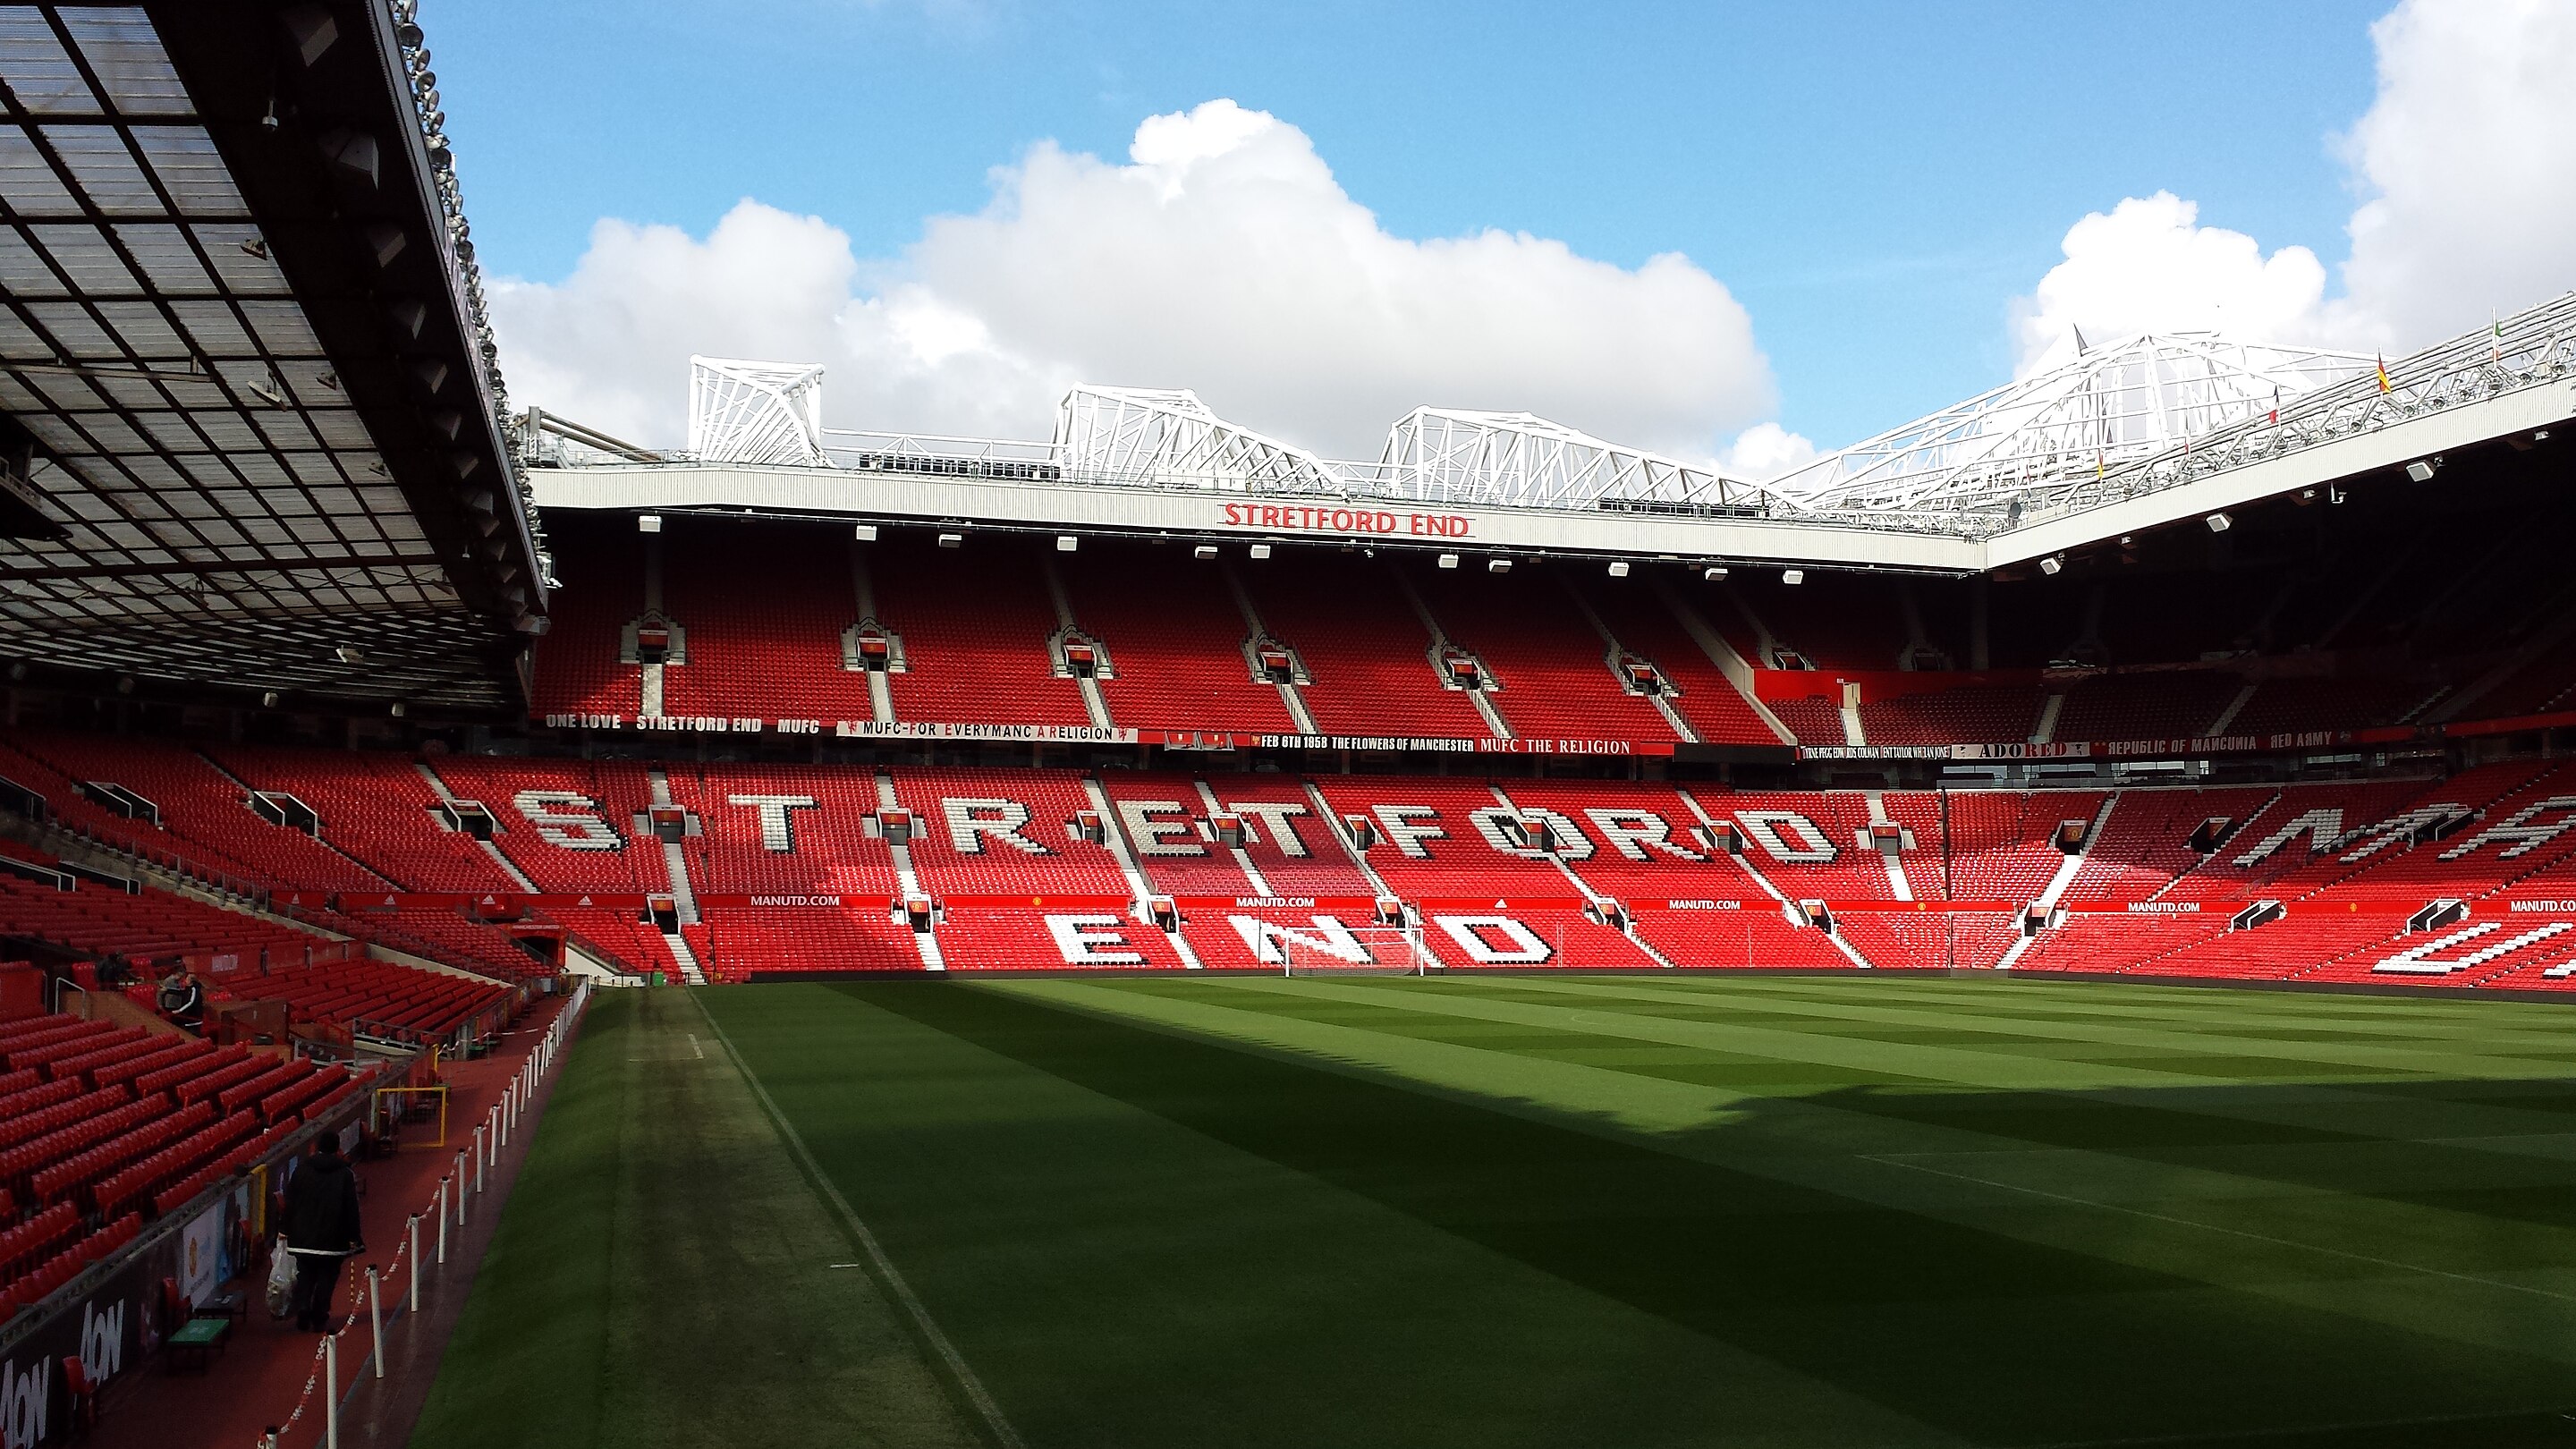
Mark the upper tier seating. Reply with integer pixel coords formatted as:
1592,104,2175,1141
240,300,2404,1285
1241,559,1489,738
1765,697,1845,746
1065,554,1298,734
1570,582,1782,746
522,512,646,720
2051,673,2241,741
1412,569,1682,742
1860,684,2041,745
660,519,874,724
875,538,1095,727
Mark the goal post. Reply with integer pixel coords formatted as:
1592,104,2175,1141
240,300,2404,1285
1278,924,1434,977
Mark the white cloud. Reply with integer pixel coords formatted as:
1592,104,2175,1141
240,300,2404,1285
491,99,1775,460
2008,194,2333,374
2010,0,2576,373
1718,422,1818,481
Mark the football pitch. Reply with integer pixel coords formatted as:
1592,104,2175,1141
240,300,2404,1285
412,975,2576,1448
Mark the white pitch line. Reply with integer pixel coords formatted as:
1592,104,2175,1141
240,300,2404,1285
1867,1153,2576,1306
689,995,1029,1449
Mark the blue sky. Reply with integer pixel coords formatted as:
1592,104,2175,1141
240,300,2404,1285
432,1,2450,453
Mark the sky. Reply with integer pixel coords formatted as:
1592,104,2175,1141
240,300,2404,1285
428,0,2576,474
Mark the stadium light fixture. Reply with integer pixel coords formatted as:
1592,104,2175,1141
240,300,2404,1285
1248,544,1272,560
1702,566,1728,582
2404,459,2437,483
1782,569,1805,585
1606,561,1630,578
1055,535,1078,553
389,702,407,718
2205,513,2232,533
2038,555,2063,576
1487,558,1512,574
936,532,963,548
853,523,877,541
1436,553,1460,569
260,691,279,708
636,514,660,534
335,646,364,665
1192,545,1218,560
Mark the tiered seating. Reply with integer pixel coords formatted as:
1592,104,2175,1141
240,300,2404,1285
429,757,665,894
523,511,646,720
1068,553,1297,734
892,767,1129,897
1716,790,1897,901
0,874,329,967
1571,580,1780,745
665,764,898,896
1096,773,1267,896
695,907,920,977
12,733,390,894
211,747,515,893
658,518,874,724
215,961,511,1044
1837,912,2020,971
1308,777,1577,900
1413,569,1681,741
2051,672,2240,741
1765,696,1845,745
1241,559,1489,737
1859,683,2041,745
1191,774,1379,897
1945,790,2100,901
874,538,1094,726
2227,678,2424,736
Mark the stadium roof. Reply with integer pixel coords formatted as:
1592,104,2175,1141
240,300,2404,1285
0,1,543,714
535,288,2576,573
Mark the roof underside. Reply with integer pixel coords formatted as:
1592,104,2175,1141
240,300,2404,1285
0,1,540,713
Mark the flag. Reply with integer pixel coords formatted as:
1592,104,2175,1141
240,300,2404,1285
2094,448,2105,480
2267,386,2280,425
2375,355,2392,393
2492,318,2504,364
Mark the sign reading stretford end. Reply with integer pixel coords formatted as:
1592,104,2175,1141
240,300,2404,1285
1218,503,1475,538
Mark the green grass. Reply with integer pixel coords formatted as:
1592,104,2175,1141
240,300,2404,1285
419,975,2576,1447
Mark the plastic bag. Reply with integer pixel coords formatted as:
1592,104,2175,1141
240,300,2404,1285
265,1237,293,1318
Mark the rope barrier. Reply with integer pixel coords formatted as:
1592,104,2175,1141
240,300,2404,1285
246,980,591,1446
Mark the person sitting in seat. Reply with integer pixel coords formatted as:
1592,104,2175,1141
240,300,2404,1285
157,968,204,1031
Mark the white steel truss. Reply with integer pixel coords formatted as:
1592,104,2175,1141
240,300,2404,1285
1054,386,1348,493
687,357,826,466
2073,291,2576,521
1377,408,1775,513
1771,334,2373,519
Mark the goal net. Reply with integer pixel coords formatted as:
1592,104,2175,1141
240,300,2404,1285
1276,924,1435,977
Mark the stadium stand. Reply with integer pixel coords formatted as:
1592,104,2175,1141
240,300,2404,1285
874,537,1097,727
1063,552,1300,734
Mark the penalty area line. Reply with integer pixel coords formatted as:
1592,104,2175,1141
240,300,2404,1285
688,994,1030,1449
1867,1153,2576,1306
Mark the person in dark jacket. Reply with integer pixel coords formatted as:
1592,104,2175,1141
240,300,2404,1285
283,1134,364,1332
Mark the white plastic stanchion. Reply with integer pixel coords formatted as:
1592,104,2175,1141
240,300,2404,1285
325,1334,340,1449
457,1151,470,1224
368,1266,384,1377
436,1182,448,1262
408,1217,421,1311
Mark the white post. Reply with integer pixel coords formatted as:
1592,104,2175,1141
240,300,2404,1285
325,1333,340,1449
368,1266,384,1377
476,1125,487,1194
408,1217,420,1312
436,1182,448,1263
457,1152,470,1224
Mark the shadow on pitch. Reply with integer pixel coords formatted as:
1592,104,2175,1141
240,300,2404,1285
835,979,2576,1449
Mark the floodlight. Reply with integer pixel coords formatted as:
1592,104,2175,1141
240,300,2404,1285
637,514,661,534
1436,554,1459,570
1192,545,1218,560
2403,459,2436,483
1606,561,1630,579
1487,559,1511,574
853,523,877,541
2205,513,2232,533
936,532,962,548
1781,569,1804,585
1702,566,1728,582
1248,544,1272,560
1055,536,1078,553
2038,555,2063,576
389,702,407,718
335,646,364,665
260,691,279,708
